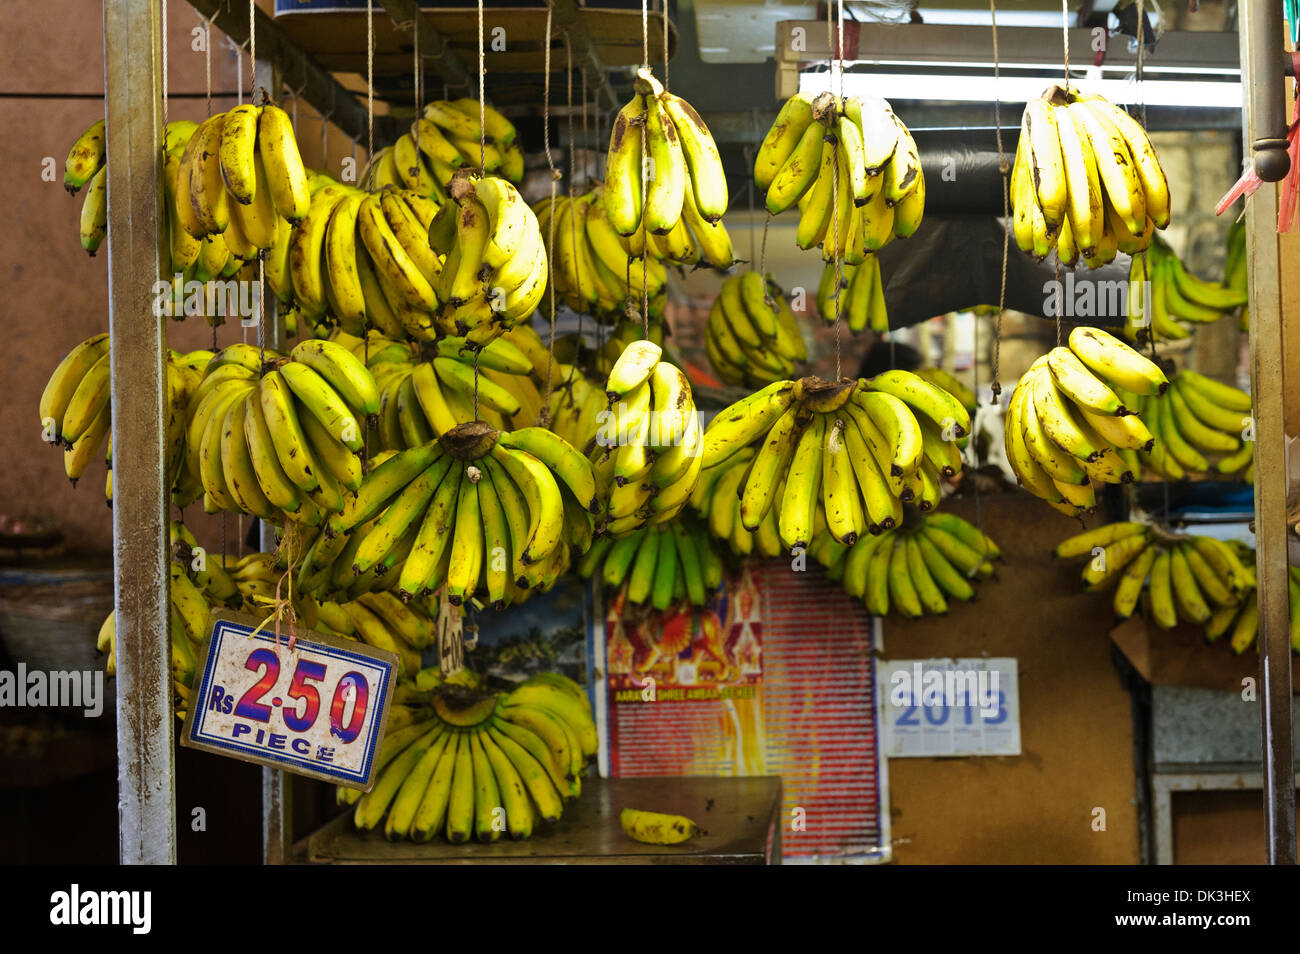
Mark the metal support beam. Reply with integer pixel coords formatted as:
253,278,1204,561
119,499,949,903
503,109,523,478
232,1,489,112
186,0,401,149
377,0,476,98
252,47,295,867
104,0,176,866
1239,0,1296,866
550,0,621,113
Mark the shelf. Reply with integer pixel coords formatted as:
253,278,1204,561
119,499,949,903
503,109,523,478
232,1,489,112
296,775,782,864
274,5,676,79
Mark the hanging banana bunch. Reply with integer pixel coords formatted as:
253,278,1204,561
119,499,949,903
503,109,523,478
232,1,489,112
355,329,547,448
706,273,807,387
815,256,887,333
313,421,594,610
603,68,733,266
699,371,969,553
533,188,670,322
67,118,198,264
284,182,441,341
584,314,668,379
1011,86,1169,267
182,339,379,524
40,334,210,500
757,92,924,259
98,561,210,703
99,521,247,708
424,173,548,347
344,674,597,842
1210,561,1300,656
577,514,724,611
1004,327,1168,515
289,456,427,606
1126,370,1254,484
65,117,109,254
690,448,787,559
546,364,610,453
812,510,1000,619
915,368,976,426
1224,218,1249,330
176,103,310,262
1052,523,1289,655
590,341,703,536
364,100,526,196
1123,234,1249,344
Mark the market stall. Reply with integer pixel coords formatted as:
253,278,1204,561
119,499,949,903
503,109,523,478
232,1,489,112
2,0,1295,868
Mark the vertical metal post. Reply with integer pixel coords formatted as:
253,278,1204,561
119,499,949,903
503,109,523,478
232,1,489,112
1238,1,1296,866
253,45,294,866
103,0,175,865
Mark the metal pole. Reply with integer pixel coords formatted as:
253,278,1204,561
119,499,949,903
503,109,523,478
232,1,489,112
252,48,294,866
1238,0,1296,866
103,0,176,865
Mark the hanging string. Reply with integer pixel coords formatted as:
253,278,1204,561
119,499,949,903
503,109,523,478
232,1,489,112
360,4,378,456
413,16,421,119
1054,257,1063,346
367,0,375,163
541,3,560,414
1135,0,1147,127
478,0,487,172
411,17,423,197
204,17,213,117
595,82,605,181
235,41,243,107
564,31,586,379
989,0,1008,397
582,71,589,179
745,111,759,265
579,60,592,381
836,0,845,101
746,151,756,264
160,0,168,129
1061,0,1071,90
474,0,488,419
321,95,332,172
639,0,650,335
249,0,267,370
662,0,670,90
759,214,771,278
249,0,256,95
827,0,843,380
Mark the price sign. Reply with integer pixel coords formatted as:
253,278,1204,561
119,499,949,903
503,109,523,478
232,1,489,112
180,610,398,789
